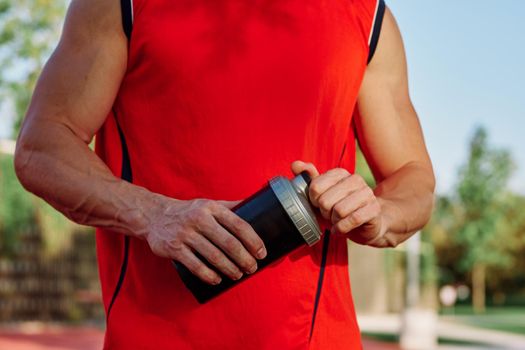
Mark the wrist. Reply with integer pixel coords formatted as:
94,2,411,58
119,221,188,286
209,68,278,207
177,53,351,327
365,197,393,247
117,183,166,239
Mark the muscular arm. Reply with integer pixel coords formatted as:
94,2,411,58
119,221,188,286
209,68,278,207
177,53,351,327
15,0,143,233
15,0,265,284
293,7,435,248
355,7,435,247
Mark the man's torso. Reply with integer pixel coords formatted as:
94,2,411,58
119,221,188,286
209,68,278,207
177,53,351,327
95,1,379,348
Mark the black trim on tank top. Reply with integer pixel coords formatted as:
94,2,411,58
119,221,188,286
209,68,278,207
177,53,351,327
106,111,133,320
309,230,331,342
120,0,133,40
337,142,347,167
367,0,386,64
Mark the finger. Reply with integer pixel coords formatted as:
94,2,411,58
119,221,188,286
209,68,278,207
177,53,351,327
214,205,267,261
187,233,244,280
309,169,351,208
330,187,374,224
332,201,380,234
199,214,259,274
315,173,367,215
316,176,358,220
291,160,320,178
176,244,222,285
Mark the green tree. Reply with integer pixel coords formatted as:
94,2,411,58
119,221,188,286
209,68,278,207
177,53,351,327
424,196,461,282
0,153,35,256
486,193,525,298
454,126,515,312
0,0,66,135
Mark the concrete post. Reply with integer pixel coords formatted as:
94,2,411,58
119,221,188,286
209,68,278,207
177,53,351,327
400,233,438,350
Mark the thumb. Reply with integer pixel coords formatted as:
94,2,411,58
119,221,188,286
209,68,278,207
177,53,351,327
291,160,320,178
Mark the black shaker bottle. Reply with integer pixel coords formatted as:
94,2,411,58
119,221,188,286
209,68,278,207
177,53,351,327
173,172,323,303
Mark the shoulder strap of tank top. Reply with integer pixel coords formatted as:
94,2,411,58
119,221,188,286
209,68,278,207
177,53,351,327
367,0,386,64
120,0,134,40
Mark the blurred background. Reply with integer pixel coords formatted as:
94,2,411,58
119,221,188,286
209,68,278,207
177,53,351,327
0,1,524,349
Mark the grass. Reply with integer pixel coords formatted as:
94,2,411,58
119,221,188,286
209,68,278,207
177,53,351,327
441,306,525,335
362,306,525,346
362,332,491,347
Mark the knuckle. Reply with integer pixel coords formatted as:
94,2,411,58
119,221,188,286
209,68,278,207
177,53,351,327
223,236,241,253
335,221,347,234
350,212,363,225
195,199,215,213
318,196,330,210
193,198,207,208
335,167,350,176
150,241,167,258
333,204,346,219
164,238,184,254
233,216,251,232
188,207,206,222
309,182,322,198
205,200,219,211
195,215,214,232
364,187,374,197
353,174,365,185
176,229,192,242
326,168,339,175
341,174,353,185
208,250,224,265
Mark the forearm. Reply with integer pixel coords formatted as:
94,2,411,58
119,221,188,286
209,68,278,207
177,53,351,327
372,161,435,248
15,119,270,282
15,119,158,238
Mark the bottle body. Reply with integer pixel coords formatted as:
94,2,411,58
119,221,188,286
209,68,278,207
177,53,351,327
173,173,321,303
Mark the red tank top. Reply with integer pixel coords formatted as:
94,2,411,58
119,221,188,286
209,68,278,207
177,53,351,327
95,1,385,348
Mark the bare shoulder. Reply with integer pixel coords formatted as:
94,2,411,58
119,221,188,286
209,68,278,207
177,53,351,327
60,0,126,48
355,6,432,181
364,6,408,94
18,0,128,145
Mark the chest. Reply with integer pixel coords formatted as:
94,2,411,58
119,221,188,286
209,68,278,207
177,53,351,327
128,0,368,114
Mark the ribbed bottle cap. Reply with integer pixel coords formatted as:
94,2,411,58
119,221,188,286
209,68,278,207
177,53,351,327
269,175,322,246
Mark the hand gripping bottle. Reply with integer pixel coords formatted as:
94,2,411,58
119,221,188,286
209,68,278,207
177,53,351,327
173,172,322,303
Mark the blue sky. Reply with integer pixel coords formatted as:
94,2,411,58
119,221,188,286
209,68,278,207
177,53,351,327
388,1,525,194
1,1,524,195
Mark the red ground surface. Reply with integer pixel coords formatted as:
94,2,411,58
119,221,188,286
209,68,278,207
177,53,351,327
0,326,103,350
0,326,399,349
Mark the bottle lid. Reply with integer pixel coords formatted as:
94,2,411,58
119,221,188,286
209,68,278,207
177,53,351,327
269,174,322,246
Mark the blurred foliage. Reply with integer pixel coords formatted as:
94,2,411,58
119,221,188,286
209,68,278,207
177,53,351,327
485,194,525,297
424,196,464,286
0,153,79,258
0,0,66,135
0,153,35,256
36,194,79,257
455,127,515,271
425,126,525,311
